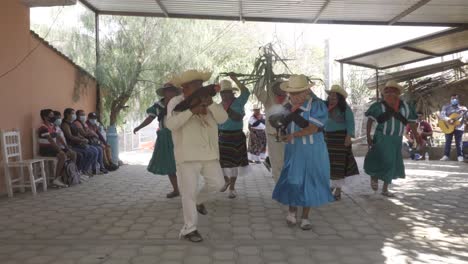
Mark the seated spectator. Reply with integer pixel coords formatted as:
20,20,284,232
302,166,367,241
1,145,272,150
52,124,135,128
86,112,118,171
38,109,74,187
61,108,98,176
53,111,88,181
403,111,433,160
74,110,108,174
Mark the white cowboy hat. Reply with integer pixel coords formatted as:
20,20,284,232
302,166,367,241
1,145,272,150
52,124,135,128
156,83,180,97
170,69,212,87
219,79,239,92
381,80,404,93
280,74,314,93
326,84,348,98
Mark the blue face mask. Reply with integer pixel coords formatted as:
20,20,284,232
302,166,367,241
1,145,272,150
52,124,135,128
451,99,459,106
71,114,77,121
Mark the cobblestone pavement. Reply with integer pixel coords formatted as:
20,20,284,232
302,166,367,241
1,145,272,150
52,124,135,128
1,157,467,264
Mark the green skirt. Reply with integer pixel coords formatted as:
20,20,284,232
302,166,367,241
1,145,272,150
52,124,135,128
147,128,176,175
364,133,405,184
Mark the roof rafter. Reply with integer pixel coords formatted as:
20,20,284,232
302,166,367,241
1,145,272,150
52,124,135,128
388,0,432,25
312,0,331,24
154,0,169,17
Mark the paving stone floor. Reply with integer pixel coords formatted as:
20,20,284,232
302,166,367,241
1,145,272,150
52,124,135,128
0,156,467,264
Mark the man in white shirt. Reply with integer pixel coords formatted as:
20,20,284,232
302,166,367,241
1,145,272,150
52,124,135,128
166,70,228,242
253,77,286,182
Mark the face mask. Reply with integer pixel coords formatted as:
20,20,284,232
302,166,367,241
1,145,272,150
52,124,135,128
451,99,459,106
79,115,86,122
71,114,77,121
54,118,62,126
89,119,97,125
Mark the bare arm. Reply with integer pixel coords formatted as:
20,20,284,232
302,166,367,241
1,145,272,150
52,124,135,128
134,116,155,134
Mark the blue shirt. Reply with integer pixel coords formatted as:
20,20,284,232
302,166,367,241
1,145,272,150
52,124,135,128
287,97,328,145
440,104,467,131
218,89,250,131
324,105,355,137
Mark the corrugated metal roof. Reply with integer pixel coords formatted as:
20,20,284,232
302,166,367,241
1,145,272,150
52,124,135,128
79,0,468,27
337,27,468,70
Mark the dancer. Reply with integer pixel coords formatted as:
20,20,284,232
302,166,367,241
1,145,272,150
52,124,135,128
324,85,359,201
364,80,420,197
253,77,287,182
166,70,227,242
134,83,181,198
218,75,250,199
248,106,267,163
272,74,334,230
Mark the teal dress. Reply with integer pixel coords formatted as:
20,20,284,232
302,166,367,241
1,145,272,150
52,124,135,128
364,100,417,184
147,100,177,175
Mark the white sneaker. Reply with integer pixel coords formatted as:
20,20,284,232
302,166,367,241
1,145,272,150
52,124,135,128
286,213,296,226
80,175,90,182
300,219,312,230
440,155,450,161
52,179,68,188
458,156,464,162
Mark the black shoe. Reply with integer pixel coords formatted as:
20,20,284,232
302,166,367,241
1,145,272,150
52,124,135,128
100,168,109,174
196,204,208,215
166,191,180,198
183,230,203,242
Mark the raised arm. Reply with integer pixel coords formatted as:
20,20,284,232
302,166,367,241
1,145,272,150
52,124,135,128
166,96,194,131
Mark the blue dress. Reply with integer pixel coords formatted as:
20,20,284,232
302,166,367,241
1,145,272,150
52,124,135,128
272,97,334,207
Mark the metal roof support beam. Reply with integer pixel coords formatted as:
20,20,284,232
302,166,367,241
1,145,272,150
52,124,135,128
401,46,439,57
388,0,432,25
239,0,243,22
154,0,169,17
313,0,332,24
79,0,98,13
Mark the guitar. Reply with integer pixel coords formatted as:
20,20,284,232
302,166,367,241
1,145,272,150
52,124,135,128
438,110,466,134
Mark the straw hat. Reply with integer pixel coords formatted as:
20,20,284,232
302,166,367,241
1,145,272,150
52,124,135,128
170,70,212,87
381,80,404,93
156,83,180,97
280,74,314,93
219,80,239,92
326,84,348,98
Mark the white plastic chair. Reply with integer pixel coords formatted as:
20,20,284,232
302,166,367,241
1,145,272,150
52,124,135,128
0,129,47,197
32,128,57,183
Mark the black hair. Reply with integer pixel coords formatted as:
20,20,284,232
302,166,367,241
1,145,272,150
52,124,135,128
451,94,459,98
326,93,347,113
40,109,53,121
64,108,74,119
416,111,423,115
53,111,61,117
76,109,84,116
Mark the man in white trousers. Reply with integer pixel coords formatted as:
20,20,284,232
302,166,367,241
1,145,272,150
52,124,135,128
166,70,228,242
253,77,286,182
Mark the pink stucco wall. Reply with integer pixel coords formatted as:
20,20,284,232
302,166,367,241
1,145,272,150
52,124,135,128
0,0,97,195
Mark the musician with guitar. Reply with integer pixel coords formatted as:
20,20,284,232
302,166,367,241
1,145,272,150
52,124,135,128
439,94,467,162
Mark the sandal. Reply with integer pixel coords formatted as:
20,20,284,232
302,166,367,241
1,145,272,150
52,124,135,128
182,230,203,242
220,181,230,192
333,188,342,201
166,191,180,199
196,204,208,215
381,191,395,197
228,190,237,199
370,177,378,191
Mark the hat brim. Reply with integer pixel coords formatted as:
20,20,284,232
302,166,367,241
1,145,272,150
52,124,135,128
280,82,314,93
220,87,239,92
171,71,212,87
325,89,348,99
380,85,404,93
156,86,180,97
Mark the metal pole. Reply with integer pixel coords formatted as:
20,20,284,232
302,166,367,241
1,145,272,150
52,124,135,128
95,12,102,121
340,62,344,88
375,68,379,99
